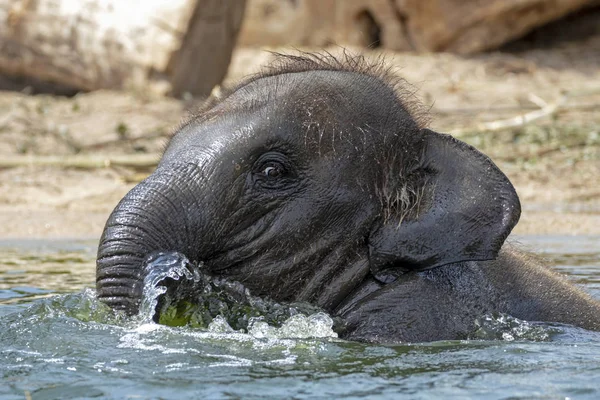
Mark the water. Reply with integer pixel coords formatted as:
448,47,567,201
1,236,599,399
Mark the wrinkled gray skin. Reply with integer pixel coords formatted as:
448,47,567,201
97,54,600,343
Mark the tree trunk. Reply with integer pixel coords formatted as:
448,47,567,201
168,0,246,97
0,0,246,96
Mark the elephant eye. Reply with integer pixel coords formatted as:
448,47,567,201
251,152,297,190
262,164,283,178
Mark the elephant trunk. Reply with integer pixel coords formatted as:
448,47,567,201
96,169,206,315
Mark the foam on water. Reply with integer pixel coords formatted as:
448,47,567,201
114,313,336,369
247,312,337,339
471,313,552,341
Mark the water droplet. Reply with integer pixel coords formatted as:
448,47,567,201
138,252,200,324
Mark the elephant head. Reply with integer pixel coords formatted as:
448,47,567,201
96,53,520,316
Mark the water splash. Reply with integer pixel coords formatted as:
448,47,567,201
137,251,338,339
3,288,119,326
470,313,551,341
137,252,200,324
248,313,337,339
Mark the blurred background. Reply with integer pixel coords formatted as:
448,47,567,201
0,0,598,239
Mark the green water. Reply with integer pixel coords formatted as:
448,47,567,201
1,236,599,399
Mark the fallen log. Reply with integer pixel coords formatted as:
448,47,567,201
0,0,245,96
238,0,597,53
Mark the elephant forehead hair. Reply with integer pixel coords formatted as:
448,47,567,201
182,51,429,131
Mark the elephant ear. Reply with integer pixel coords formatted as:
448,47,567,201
368,128,521,283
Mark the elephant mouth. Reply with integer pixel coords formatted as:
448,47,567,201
203,245,262,274
203,240,373,311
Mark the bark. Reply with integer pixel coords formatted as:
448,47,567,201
238,0,597,53
168,0,247,97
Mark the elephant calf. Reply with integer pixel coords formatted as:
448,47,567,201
96,52,600,343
